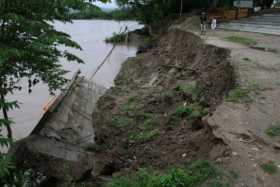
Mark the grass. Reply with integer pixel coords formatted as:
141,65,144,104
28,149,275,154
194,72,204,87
105,32,127,44
137,112,155,130
174,103,208,121
121,96,137,113
105,160,230,187
226,87,251,103
112,116,134,128
225,36,257,46
261,161,278,175
128,130,160,143
175,82,201,101
265,122,280,137
226,80,262,103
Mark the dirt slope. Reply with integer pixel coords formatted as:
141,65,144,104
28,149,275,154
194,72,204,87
91,29,235,179
172,17,280,187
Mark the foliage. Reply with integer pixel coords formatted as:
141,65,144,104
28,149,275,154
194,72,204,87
121,96,137,113
128,130,160,143
112,116,134,127
226,87,251,103
174,103,208,121
225,36,257,46
105,160,221,187
137,112,154,130
68,1,136,20
105,32,127,44
261,161,278,174
69,2,108,19
226,81,261,103
175,82,201,101
116,0,212,26
265,122,280,137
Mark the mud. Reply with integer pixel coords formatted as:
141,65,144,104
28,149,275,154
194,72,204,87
91,29,235,178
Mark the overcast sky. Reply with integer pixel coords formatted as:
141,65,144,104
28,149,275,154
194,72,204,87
94,0,118,9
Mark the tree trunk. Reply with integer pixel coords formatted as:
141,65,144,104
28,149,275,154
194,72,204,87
1,94,12,139
180,0,183,16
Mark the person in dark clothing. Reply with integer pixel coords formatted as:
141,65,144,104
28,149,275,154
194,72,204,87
200,12,207,35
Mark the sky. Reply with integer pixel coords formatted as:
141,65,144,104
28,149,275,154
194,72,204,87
94,0,118,9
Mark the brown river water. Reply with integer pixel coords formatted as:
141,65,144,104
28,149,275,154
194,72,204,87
5,20,143,140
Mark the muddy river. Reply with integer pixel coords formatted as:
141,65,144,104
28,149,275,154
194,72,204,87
6,20,142,140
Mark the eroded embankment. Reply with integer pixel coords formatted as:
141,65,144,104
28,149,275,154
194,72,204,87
92,29,235,177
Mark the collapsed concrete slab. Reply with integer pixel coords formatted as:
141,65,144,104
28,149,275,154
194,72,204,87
10,72,106,181
10,135,94,180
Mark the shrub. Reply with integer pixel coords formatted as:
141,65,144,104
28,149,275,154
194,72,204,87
261,161,278,174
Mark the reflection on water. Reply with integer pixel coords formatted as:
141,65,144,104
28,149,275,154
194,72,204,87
5,20,142,140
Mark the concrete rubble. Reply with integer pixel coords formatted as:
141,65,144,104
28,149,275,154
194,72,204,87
10,73,106,181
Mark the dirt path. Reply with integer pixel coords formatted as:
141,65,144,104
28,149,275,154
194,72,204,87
174,20,280,186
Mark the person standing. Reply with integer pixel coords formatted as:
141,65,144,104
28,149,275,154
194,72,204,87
211,18,217,30
200,12,207,35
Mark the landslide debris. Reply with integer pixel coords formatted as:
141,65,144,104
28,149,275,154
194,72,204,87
91,29,235,179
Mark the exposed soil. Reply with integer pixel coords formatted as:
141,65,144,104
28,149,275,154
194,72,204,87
91,29,235,179
172,16,280,186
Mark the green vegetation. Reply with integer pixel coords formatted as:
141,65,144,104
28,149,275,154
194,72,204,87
226,80,262,103
69,3,136,20
225,36,257,46
105,32,127,44
226,88,251,103
83,143,105,152
174,103,208,121
112,116,134,127
128,130,160,143
105,160,230,187
175,82,201,101
261,161,278,174
121,96,137,113
265,122,280,137
137,112,155,130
